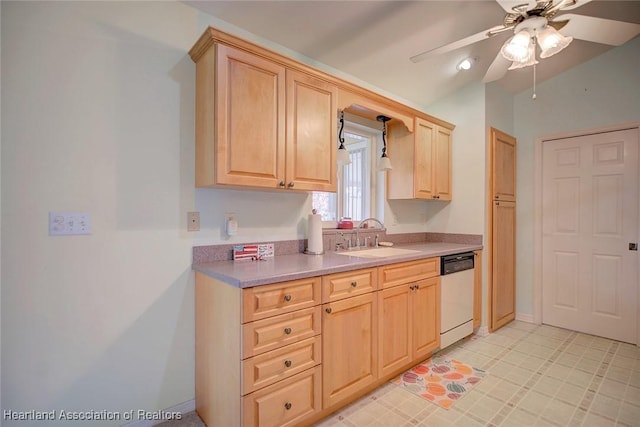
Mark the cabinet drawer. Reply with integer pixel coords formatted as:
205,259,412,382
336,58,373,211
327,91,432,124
243,366,321,427
243,307,321,359
378,258,439,289
243,277,321,323
242,336,321,395
322,268,377,303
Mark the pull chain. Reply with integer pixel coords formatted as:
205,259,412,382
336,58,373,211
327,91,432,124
532,32,537,100
533,61,537,100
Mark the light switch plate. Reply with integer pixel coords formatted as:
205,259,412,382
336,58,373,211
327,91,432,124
49,212,92,235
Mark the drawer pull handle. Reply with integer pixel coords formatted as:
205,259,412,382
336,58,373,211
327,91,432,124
284,294,292,302
325,307,332,314
284,327,292,335
284,360,292,368
351,281,357,287
284,402,292,410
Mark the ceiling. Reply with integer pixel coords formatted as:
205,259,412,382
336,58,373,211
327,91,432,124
186,1,640,107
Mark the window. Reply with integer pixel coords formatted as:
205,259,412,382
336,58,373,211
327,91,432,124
313,121,382,224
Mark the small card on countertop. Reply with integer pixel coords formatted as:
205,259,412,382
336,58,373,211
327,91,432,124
233,243,274,261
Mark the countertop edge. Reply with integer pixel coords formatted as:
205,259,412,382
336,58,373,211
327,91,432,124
193,243,483,288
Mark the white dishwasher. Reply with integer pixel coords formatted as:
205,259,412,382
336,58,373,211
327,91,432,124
440,252,475,349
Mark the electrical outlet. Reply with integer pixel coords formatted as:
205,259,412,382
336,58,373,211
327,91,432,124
49,212,92,235
187,212,200,232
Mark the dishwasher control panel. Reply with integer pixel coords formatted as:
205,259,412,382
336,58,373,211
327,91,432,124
441,252,475,275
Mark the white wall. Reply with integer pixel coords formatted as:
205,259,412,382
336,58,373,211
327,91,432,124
2,2,203,424
425,82,487,235
1,2,435,424
513,36,640,317
0,0,3,414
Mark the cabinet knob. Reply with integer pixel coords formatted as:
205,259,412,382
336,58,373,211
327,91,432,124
284,359,292,368
284,402,292,410
279,181,286,187
351,281,357,287
325,307,332,314
284,294,292,302
284,327,292,335
496,195,500,199
288,182,295,188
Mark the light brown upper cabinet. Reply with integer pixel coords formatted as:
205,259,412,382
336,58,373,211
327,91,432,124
491,128,516,202
387,117,454,200
190,27,453,195
191,39,336,191
286,69,337,192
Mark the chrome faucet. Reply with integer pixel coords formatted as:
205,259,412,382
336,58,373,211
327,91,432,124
356,218,385,248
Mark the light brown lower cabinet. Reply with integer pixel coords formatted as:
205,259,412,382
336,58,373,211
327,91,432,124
242,366,322,427
491,201,516,330
195,258,443,426
322,292,378,408
378,277,440,377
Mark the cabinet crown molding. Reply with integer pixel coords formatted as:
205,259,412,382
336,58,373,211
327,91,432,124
189,26,454,131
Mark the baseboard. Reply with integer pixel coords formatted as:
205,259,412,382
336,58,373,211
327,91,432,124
515,313,535,323
120,400,195,427
475,326,490,337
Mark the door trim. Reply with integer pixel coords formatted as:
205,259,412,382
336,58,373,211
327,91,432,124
533,121,640,345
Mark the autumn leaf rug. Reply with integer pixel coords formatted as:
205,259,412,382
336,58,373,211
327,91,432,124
391,356,488,409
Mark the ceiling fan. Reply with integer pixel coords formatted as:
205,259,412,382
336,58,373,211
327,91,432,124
410,0,640,83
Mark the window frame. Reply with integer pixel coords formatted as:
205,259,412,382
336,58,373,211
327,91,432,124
313,120,382,228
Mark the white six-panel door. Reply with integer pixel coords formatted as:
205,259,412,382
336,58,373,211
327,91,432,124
542,128,639,343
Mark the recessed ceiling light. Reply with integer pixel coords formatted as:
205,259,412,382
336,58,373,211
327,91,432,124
457,58,473,71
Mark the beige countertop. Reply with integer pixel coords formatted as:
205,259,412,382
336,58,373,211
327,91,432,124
192,242,482,288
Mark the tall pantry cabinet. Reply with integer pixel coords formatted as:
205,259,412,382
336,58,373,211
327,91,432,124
488,128,516,331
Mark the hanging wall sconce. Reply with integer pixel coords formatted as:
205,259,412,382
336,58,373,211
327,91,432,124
376,115,392,171
337,111,351,166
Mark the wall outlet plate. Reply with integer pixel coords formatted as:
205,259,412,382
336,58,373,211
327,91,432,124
187,212,200,232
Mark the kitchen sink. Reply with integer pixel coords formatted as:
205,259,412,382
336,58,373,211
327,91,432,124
335,247,422,258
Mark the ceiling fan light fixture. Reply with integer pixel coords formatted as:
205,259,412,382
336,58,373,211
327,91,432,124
500,30,532,62
538,26,573,58
508,43,538,70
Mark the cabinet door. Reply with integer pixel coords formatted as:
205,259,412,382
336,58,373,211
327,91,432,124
216,44,286,188
378,284,411,377
414,117,436,199
322,293,377,408
491,127,516,202
286,70,337,192
412,277,440,360
434,126,452,200
491,201,516,330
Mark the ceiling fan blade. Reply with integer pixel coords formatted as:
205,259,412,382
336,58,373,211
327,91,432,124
560,14,640,46
495,0,537,14
558,0,593,10
410,25,509,63
548,19,569,31
483,52,511,83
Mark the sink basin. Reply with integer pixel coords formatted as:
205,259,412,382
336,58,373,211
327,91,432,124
335,247,422,258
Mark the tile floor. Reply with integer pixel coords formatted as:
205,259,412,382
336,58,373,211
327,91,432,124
164,321,640,427
315,321,640,427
